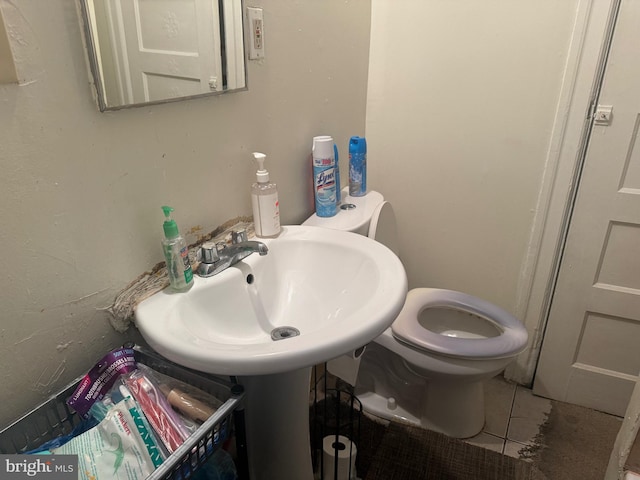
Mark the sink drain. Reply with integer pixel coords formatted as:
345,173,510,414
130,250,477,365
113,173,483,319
271,327,300,341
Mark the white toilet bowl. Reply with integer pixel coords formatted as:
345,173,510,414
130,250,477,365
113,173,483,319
356,288,527,438
304,189,528,438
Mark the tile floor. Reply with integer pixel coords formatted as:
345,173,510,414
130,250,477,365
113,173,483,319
325,370,640,474
463,376,551,460
452,376,640,474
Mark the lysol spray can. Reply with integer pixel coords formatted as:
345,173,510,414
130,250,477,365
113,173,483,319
349,136,367,197
312,136,338,217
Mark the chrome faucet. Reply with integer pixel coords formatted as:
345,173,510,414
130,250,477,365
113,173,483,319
197,231,268,277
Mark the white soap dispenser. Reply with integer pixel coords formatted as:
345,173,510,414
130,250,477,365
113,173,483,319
251,152,281,237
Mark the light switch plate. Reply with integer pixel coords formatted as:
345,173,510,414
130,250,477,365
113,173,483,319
247,7,264,60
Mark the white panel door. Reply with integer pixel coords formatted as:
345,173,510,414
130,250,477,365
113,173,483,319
534,0,640,416
110,0,222,104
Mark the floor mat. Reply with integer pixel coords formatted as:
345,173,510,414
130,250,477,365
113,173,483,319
364,421,545,480
524,399,622,480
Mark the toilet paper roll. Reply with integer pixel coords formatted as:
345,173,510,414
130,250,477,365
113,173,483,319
326,346,366,386
322,435,357,480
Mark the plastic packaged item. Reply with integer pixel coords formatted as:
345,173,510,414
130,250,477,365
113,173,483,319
160,385,217,423
52,396,164,479
87,380,171,461
66,346,137,418
161,206,194,292
25,417,99,454
348,136,367,197
312,136,338,217
251,152,281,237
123,369,191,453
148,363,223,424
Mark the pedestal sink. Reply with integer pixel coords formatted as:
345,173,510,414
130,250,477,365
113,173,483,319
135,225,407,479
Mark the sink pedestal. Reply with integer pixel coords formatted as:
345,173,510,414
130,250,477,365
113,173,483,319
239,368,314,480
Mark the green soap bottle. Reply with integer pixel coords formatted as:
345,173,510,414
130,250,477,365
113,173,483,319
161,206,194,292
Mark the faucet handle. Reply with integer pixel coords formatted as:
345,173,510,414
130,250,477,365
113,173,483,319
232,229,248,244
200,242,220,264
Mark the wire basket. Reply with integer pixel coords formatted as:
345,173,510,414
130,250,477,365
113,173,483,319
310,364,362,480
0,345,248,480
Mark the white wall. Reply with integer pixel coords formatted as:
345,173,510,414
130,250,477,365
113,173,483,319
0,0,371,427
367,0,580,313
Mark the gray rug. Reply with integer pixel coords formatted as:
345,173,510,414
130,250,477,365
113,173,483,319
523,399,622,480
312,386,622,479
364,421,544,480
312,396,543,480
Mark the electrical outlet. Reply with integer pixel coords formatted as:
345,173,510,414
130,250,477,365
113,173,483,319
247,7,264,60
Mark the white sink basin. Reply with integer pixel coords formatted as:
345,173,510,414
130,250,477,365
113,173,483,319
135,225,408,376
136,225,407,479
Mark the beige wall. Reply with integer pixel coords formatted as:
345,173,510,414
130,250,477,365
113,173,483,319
367,0,579,313
1,0,585,429
0,0,370,427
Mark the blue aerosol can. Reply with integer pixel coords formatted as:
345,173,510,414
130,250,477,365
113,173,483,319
349,136,367,197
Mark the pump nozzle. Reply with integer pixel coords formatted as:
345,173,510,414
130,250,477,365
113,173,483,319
252,152,270,183
161,205,179,239
162,205,174,219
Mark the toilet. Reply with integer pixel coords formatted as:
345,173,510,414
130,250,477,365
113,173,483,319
303,189,528,438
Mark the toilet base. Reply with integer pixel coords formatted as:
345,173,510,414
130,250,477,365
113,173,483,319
357,391,421,425
354,338,494,439
421,380,485,438
357,380,485,439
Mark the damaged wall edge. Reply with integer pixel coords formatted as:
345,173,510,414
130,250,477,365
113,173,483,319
108,217,254,333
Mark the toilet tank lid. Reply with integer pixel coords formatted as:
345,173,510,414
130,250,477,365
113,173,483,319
303,189,385,233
